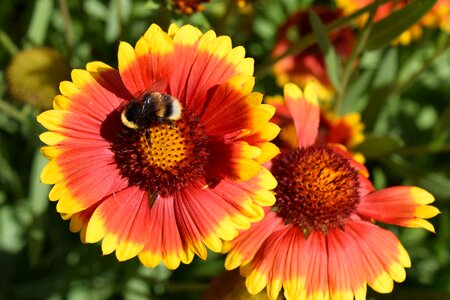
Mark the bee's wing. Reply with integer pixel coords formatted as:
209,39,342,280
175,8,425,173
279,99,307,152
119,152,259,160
150,80,169,93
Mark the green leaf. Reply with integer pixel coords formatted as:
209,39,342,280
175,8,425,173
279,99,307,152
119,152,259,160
105,0,131,43
372,48,399,88
84,0,108,20
362,47,398,131
355,134,404,158
29,149,50,216
27,149,50,267
416,173,450,200
26,0,54,46
309,11,342,92
386,155,450,200
0,205,25,253
263,0,287,24
432,96,450,146
105,1,121,43
339,68,374,114
0,143,21,194
366,0,438,50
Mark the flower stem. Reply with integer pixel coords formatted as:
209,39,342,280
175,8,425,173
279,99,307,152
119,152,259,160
0,30,18,55
115,0,126,40
57,0,74,54
392,43,450,95
397,143,450,156
216,0,236,35
0,100,27,122
335,0,381,115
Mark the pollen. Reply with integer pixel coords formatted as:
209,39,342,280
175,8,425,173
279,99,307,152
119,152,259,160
271,145,360,233
144,123,192,171
112,112,209,197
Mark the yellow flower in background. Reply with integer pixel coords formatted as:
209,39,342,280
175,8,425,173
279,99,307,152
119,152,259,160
37,23,279,270
224,83,439,300
337,0,450,45
6,47,71,110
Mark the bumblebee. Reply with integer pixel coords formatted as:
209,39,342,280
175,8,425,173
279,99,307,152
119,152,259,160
121,91,183,147
121,91,183,130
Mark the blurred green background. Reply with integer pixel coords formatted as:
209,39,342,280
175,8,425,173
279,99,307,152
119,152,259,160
0,0,449,299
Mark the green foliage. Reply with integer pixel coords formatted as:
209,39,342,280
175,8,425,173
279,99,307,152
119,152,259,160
0,0,449,299
365,0,437,50
309,10,342,91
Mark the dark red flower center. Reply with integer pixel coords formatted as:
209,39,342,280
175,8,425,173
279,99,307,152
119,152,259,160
112,111,209,197
271,145,360,233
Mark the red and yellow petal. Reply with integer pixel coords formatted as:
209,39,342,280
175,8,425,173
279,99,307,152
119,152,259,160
281,228,307,300
223,210,284,269
301,231,329,300
44,67,127,139
358,173,375,198
327,226,367,300
85,61,132,101
346,220,411,293
200,179,267,232
174,184,241,259
60,66,127,119
238,226,331,300
41,143,128,215
84,186,149,261
244,226,292,296
168,25,253,110
227,167,277,208
138,194,192,270
206,140,262,182
204,86,278,181
199,76,260,137
118,24,174,97
226,216,416,300
357,186,440,232
137,173,277,269
37,64,130,214
69,204,99,243
283,82,319,149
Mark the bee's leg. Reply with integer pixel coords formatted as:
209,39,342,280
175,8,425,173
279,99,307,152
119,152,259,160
157,117,177,130
145,128,152,147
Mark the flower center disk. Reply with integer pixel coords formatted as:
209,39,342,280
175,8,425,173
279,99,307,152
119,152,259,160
271,145,360,233
112,112,209,197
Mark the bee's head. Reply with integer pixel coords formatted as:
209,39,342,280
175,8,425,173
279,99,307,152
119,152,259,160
121,100,141,129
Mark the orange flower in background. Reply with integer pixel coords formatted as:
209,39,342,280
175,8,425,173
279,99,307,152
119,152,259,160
224,83,439,300
337,0,450,45
172,0,210,14
317,110,364,149
272,7,356,100
266,95,365,157
37,24,280,270
236,0,257,10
